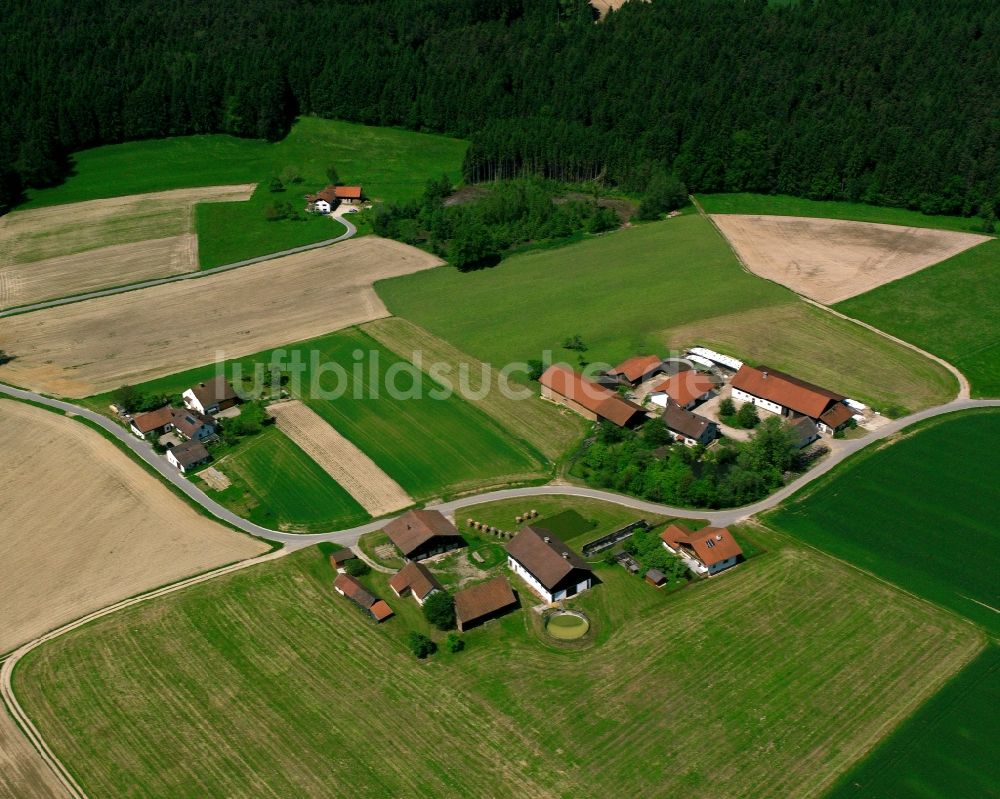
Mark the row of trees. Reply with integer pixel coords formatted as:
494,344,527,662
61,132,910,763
3,0,998,222
575,415,802,509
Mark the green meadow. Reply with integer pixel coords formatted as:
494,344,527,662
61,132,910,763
197,426,369,533
14,535,978,798
697,192,991,233
837,239,1000,397
764,408,1000,635
826,645,1000,799
19,117,468,268
378,214,956,412
91,327,547,503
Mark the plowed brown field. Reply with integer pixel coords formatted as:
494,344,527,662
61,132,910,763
0,237,443,396
713,214,988,304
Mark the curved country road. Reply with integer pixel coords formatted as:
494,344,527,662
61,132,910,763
0,211,357,318
1,386,998,799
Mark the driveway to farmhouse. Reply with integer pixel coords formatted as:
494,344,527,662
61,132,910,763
0,208,357,318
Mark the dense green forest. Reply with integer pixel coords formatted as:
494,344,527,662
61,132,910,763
2,0,998,220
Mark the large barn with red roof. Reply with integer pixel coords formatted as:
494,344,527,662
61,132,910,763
730,365,852,434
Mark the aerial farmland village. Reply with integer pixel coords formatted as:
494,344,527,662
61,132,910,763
1,2,998,798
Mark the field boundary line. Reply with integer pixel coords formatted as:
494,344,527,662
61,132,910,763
0,549,288,799
691,194,971,400
0,210,356,319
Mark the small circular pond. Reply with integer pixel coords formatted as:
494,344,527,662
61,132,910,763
545,611,590,641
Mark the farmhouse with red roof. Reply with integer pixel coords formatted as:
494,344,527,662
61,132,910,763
539,364,647,428
660,523,743,576
730,365,853,434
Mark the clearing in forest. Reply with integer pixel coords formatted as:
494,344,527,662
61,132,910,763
0,399,266,656
363,317,585,462
0,184,254,309
267,400,412,517
14,543,981,798
712,214,989,304
0,236,443,397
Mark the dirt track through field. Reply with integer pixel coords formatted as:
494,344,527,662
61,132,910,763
0,185,253,309
712,214,989,304
268,400,412,516
0,399,267,655
0,236,443,396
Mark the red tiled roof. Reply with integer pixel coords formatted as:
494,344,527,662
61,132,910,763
369,600,394,621
454,576,517,627
131,405,175,433
334,573,376,608
540,364,646,427
506,527,592,591
731,365,843,419
608,354,663,383
661,523,743,567
334,185,363,199
651,372,715,407
819,402,853,429
383,510,460,558
389,561,442,601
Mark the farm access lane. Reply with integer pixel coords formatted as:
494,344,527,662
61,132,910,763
2,382,998,550
0,208,357,319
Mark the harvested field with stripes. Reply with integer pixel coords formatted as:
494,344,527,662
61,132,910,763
0,705,69,799
15,541,980,798
363,317,585,461
268,400,412,516
0,399,266,655
0,185,254,309
0,236,443,397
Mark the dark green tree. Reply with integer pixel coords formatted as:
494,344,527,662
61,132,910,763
422,591,456,631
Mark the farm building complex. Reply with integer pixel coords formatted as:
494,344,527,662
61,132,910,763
333,573,394,622
389,561,442,606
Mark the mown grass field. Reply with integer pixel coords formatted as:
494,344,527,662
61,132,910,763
836,238,1000,398
90,327,547,503
378,214,956,412
764,408,1000,636
196,426,369,533
21,117,468,209
826,645,1000,799
698,193,991,234
14,538,980,799
362,317,586,461
19,117,467,268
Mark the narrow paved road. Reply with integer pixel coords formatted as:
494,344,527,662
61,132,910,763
0,211,357,318
3,382,997,548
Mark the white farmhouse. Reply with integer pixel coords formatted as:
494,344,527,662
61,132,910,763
506,527,594,603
